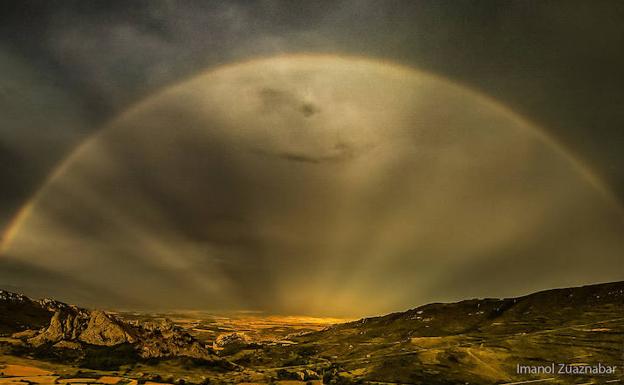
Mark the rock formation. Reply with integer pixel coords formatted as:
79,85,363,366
2,290,216,361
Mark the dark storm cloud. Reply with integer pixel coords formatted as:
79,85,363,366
0,1,623,315
0,256,142,308
1,0,623,217
0,43,89,233
421,202,624,303
273,147,359,164
253,143,361,165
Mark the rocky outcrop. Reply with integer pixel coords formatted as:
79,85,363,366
28,309,89,347
135,318,212,359
2,290,217,362
214,332,251,348
79,310,136,346
23,309,213,359
213,332,252,355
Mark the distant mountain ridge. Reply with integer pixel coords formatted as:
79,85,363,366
0,290,63,336
316,280,624,341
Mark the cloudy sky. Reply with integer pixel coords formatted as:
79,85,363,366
0,1,623,316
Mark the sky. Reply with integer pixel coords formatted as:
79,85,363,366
0,1,623,316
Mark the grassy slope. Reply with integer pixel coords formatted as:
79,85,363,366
284,281,624,384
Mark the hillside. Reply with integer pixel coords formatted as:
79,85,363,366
0,291,57,335
284,281,624,384
0,290,227,370
1,282,623,384
314,280,624,341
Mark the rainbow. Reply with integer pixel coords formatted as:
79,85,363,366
1,53,621,254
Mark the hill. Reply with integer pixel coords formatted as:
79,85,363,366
286,281,624,384
1,281,623,384
0,290,227,370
